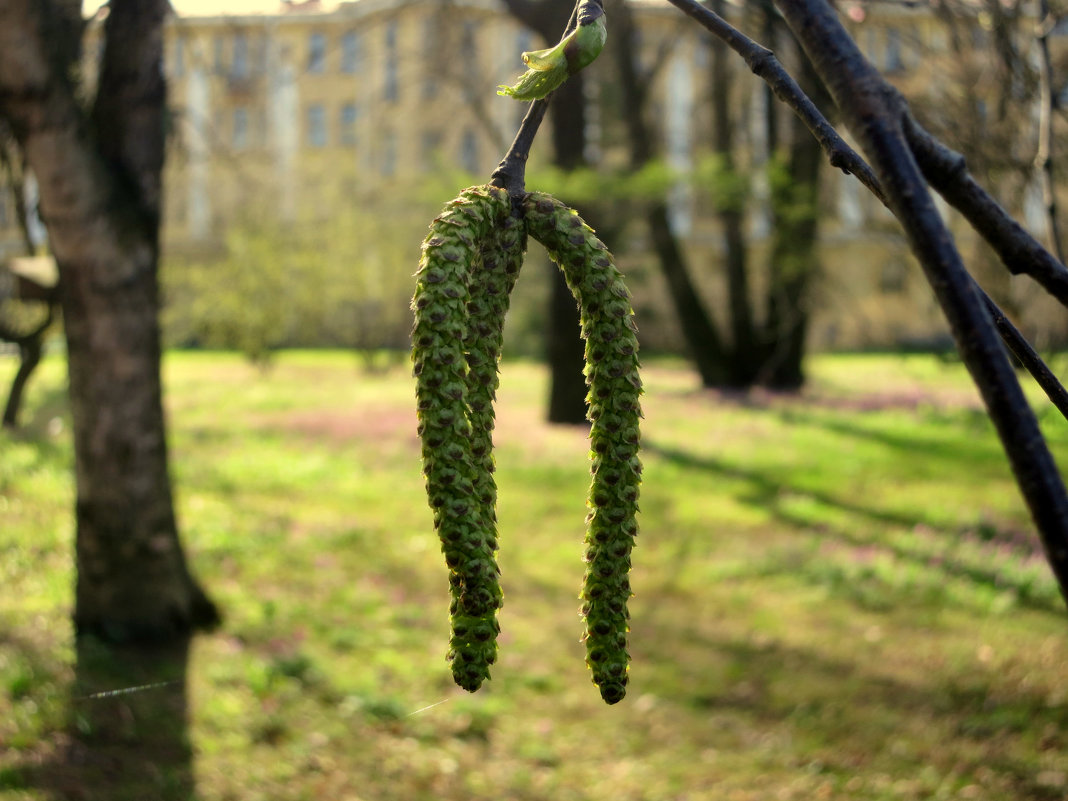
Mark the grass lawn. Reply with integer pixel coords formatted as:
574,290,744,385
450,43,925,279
1,349,1067,800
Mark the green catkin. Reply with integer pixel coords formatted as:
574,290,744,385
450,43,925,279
412,185,511,692
464,217,528,544
522,192,642,705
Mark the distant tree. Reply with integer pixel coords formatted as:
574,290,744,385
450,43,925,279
0,124,55,429
0,0,217,639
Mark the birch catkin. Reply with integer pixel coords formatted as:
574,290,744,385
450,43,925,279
464,217,527,541
523,192,642,705
412,185,511,691
413,185,641,704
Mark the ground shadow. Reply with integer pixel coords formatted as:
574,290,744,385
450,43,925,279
22,636,195,801
644,440,1059,612
635,618,1068,800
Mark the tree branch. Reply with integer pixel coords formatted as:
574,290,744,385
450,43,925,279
489,99,551,197
979,288,1068,421
489,0,599,199
661,0,886,205
91,0,171,225
1034,0,1064,264
903,118,1068,307
773,0,1068,606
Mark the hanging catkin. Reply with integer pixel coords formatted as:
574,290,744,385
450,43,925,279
522,192,642,705
412,185,511,691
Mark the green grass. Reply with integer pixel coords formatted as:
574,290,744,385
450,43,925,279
2,350,1068,800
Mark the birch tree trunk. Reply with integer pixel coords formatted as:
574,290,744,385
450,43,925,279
0,0,217,641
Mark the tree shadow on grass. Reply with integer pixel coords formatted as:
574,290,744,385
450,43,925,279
21,636,194,801
634,620,1068,799
644,440,1061,612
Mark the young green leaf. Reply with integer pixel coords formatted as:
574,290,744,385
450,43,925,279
497,11,607,101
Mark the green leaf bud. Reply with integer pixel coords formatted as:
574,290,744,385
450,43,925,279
497,10,607,100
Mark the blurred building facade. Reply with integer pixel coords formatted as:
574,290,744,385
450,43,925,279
1,0,1066,352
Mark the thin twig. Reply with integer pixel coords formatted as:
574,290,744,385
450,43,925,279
661,0,886,204
489,0,600,199
1034,0,1064,264
979,288,1068,420
773,0,1068,607
904,117,1068,307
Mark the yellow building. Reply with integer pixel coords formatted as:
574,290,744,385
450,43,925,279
2,0,1065,351
159,0,533,243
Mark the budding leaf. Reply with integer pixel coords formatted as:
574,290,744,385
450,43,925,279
497,14,607,101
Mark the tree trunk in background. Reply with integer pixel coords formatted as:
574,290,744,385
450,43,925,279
609,0,732,386
545,76,593,424
709,0,759,387
760,29,827,390
0,0,218,640
498,0,592,423
3,335,44,428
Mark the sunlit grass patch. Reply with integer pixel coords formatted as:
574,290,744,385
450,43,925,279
1,350,1067,800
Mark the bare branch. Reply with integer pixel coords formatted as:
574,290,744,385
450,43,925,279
979,288,1068,421
1034,0,1064,264
773,0,1068,606
661,0,886,204
904,118,1068,307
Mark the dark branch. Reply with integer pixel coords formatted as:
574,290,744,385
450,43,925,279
489,99,552,197
773,0,1068,607
661,0,886,205
903,118,1068,307
978,288,1068,421
489,0,601,199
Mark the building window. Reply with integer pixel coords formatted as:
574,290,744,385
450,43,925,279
254,34,268,75
460,128,478,174
341,31,362,73
879,258,907,294
421,17,438,99
214,35,226,73
460,21,479,79
383,21,398,102
233,32,249,78
421,130,442,171
340,103,359,146
308,32,326,73
381,131,396,176
172,36,185,77
233,106,249,150
307,103,327,147
885,28,903,72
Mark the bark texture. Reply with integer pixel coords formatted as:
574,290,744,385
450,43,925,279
0,0,218,640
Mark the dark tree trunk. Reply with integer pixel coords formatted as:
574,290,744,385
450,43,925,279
760,30,827,390
609,0,732,386
545,76,593,424
0,0,218,640
710,0,758,386
498,0,590,423
3,335,44,428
